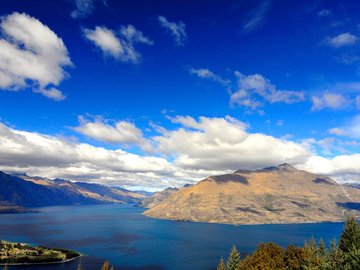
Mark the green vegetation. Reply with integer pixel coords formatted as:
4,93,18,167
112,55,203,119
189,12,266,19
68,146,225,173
0,240,79,265
216,216,360,270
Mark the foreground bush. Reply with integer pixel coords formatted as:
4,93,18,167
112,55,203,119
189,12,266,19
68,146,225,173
217,216,360,270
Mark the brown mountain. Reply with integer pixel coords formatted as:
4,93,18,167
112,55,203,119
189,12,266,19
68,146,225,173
144,164,360,225
140,187,179,208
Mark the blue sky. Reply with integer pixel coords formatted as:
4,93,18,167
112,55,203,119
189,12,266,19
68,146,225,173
0,0,360,190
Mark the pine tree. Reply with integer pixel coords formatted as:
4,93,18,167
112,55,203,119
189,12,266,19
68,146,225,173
226,245,241,270
347,248,360,270
216,257,225,270
317,238,328,269
339,215,360,254
101,260,110,270
327,239,346,270
317,238,327,257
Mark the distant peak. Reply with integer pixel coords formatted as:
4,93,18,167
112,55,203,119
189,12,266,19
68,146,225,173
277,163,297,170
11,172,29,178
259,163,297,172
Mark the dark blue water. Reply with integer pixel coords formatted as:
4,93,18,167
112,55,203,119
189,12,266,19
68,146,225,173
0,204,345,270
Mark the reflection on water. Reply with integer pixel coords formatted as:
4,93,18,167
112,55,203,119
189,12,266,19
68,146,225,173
0,204,344,270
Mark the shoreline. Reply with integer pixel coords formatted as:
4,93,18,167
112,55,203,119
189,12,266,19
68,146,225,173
143,212,350,226
0,254,81,266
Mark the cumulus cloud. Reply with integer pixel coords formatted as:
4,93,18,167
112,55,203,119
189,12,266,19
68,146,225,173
243,0,272,33
230,72,305,109
300,154,360,183
158,16,187,46
152,115,311,171
188,67,230,85
0,122,176,190
83,25,153,63
311,92,349,111
327,33,358,48
0,12,72,100
2,115,360,188
71,0,106,19
72,116,152,150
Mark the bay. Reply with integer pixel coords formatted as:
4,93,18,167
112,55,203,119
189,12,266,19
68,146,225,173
0,204,344,270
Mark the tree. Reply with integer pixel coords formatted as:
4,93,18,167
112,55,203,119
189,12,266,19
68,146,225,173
226,245,241,270
347,248,360,270
339,215,360,253
216,257,225,270
101,260,110,270
317,238,327,257
284,244,306,269
327,239,346,270
240,242,285,270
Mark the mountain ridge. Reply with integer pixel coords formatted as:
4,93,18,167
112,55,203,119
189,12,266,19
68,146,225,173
144,164,360,225
0,171,146,212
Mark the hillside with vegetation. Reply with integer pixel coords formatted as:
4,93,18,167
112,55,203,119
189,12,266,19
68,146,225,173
216,216,360,270
0,240,79,265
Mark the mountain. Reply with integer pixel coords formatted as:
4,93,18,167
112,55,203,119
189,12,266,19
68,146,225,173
0,171,145,211
140,187,179,208
144,164,360,225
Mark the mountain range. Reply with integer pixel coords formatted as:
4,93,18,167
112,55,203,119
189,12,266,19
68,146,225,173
144,164,360,225
0,171,146,213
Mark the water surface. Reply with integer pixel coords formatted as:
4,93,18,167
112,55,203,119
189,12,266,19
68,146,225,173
0,204,345,270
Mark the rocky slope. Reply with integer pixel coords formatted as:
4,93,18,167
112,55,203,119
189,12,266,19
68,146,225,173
140,187,179,208
0,171,146,210
144,164,360,225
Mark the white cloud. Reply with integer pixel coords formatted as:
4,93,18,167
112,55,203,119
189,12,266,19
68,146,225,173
230,72,305,109
83,25,153,63
188,67,230,85
73,116,151,150
0,122,175,190
2,115,360,188
328,127,347,136
71,0,106,19
329,114,360,138
158,16,187,46
300,154,360,183
0,12,72,100
327,33,358,48
356,95,360,109
311,92,349,111
243,0,272,33
152,115,311,171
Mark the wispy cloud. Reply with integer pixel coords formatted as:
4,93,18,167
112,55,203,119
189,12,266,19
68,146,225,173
230,71,305,109
326,32,358,48
317,9,332,17
328,114,360,139
0,12,72,100
311,92,349,111
83,25,153,63
243,0,272,33
71,0,107,19
188,67,230,85
158,16,187,46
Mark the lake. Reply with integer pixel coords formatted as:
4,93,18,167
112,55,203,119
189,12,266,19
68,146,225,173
0,204,345,270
